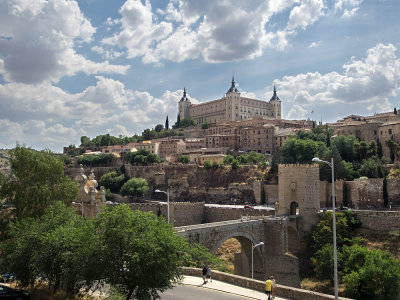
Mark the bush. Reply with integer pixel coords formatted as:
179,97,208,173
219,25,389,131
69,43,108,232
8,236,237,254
203,160,212,169
120,178,149,201
342,245,400,299
77,154,114,166
178,154,190,164
99,171,128,193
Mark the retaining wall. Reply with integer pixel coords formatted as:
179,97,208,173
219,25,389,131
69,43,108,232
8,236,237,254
181,267,353,300
354,210,400,231
205,206,274,223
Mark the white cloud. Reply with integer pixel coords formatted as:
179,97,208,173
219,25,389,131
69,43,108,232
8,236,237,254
287,0,325,30
287,104,308,119
104,0,329,64
0,76,189,151
308,41,322,48
0,0,129,84
334,0,363,18
273,43,400,121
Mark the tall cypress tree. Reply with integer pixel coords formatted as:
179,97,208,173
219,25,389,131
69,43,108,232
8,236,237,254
394,107,397,115
165,115,169,130
377,138,383,158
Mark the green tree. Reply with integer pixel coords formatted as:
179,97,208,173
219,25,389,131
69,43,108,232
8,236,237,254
377,139,383,159
1,202,99,297
383,176,389,207
120,178,149,201
94,205,188,300
355,141,369,161
330,135,357,163
0,146,78,220
142,129,156,140
386,139,398,163
231,159,239,170
183,243,229,272
394,107,398,115
201,122,210,129
99,171,128,193
281,138,325,164
342,245,400,299
165,115,169,130
203,160,212,169
177,154,190,164
173,118,195,129
154,124,164,133
80,136,91,148
358,157,388,178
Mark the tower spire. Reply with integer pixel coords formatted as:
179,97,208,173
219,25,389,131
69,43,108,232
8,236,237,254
227,76,239,93
270,83,280,101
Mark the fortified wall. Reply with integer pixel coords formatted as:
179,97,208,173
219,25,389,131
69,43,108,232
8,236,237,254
353,210,400,231
346,178,383,209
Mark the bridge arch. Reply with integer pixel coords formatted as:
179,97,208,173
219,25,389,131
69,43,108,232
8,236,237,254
211,231,265,280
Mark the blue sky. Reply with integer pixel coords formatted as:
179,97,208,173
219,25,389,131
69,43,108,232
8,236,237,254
0,0,399,152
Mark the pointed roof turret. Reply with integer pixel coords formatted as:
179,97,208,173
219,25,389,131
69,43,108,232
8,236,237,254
179,87,190,102
270,84,280,101
227,76,239,93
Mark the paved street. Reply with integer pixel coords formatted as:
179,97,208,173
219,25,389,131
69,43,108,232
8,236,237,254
159,276,289,300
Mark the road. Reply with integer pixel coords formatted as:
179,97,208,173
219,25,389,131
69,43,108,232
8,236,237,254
160,285,258,300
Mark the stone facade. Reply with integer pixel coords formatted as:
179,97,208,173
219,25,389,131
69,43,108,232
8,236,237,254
179,78,281,125
278,164,320,233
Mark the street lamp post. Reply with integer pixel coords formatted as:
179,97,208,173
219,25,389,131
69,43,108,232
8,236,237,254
252,242,264,279
312,157,338,300
155,188,170,224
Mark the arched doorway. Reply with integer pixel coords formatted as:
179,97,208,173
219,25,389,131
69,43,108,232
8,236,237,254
290,201,299,215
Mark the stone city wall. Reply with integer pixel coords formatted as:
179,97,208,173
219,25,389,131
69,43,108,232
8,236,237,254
264,184,278,206
388,178,400,205
171,202,205,226
181,268,353,300
319,180,344,208
204,206,274,223
354,210,400,231
347,178,383,209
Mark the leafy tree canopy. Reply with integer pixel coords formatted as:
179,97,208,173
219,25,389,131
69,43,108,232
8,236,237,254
177,154,190,164
120,178,149,201
0,146,78,220
94,205,188,299
99,171,129,193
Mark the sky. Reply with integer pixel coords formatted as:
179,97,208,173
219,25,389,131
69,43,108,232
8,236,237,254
0,0,399,152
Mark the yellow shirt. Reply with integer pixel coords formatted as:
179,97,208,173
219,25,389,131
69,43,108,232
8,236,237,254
265,279,273,292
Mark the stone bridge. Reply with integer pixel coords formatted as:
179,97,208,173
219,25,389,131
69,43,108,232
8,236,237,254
176,216,301,287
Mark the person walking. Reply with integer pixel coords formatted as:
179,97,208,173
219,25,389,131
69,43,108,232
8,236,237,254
265,276,273,300
206,266,212,282
202,266,207,284
270,275,276,299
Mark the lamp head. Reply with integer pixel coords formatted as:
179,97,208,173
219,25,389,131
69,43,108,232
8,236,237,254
312,157,321,162
155,189,161,193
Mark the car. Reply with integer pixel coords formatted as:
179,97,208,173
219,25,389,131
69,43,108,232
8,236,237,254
0,284,30,299
1,274,15,283
244,205,254,209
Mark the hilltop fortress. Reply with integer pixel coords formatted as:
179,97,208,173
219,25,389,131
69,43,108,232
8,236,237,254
179,77,281,125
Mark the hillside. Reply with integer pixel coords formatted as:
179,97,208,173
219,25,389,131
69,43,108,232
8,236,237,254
0,149,10,176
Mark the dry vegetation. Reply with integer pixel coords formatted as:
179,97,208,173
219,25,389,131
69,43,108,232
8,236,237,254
215,238,241,273
354,228,400,259
0,149,10,176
